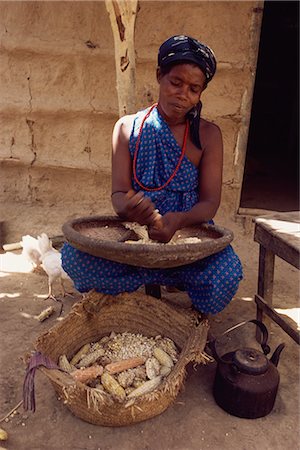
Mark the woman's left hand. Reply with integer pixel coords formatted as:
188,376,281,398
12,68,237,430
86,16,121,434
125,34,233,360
148,212,182,243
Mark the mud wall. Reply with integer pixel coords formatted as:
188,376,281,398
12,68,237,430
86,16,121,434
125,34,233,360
0,1,263,240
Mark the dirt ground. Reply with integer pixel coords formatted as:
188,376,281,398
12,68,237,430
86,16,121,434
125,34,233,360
0,214,299,450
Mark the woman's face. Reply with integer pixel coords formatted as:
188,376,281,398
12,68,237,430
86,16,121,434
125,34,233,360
157,63,207,122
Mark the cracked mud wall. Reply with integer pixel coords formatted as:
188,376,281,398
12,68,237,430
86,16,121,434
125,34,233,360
0,1,263,241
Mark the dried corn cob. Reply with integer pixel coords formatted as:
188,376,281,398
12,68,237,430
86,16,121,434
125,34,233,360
153,347,174,368
132,378,144,388
132,365,147,380
0,427,8,441
105,356,145,374
160,365,172,377
77,348,105,368
123,222,149,241
58,354,75,373
125,386,136,396
98,335,111,345
127,375,162,399
156,337,179,362
71,365,103,384
145,357,161,379
117,370,136,388
90,341,103,352
153,210,163,230
67,332,177,396
36,306,55,322
70,343,91,365
101,372,126,402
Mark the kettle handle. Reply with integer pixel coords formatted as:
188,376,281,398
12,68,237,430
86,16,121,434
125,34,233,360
209,319,271,365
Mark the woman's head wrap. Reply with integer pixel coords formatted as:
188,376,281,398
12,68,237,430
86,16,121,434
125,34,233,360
158,35,217,150
158,35,217,83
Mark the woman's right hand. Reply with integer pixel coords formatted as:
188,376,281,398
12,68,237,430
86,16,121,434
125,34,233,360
148,211,182,243
113,189,161,227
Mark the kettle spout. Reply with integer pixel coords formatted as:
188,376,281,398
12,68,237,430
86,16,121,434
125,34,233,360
270,343,285,367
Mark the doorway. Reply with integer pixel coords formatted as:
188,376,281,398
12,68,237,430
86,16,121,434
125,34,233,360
240,1,299,212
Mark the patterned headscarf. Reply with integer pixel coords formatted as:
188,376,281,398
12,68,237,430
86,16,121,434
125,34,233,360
158,35,217,84
157,36,217,150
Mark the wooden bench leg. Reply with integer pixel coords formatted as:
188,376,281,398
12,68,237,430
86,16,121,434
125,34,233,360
145,284,161,299
255,294,300,344
256,245,275,341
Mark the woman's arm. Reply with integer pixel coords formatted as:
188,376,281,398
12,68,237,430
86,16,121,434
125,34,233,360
179,121,223,224
111,116,134,196
149,121,223,242
111,116,158,225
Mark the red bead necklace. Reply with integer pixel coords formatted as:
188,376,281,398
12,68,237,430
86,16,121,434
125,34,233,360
133,103,189,192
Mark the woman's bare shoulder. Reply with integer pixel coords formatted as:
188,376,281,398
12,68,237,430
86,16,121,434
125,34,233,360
114,114,135,136
112,114,136,149
116,114,136,126
200,117,222,136
200,118,222,149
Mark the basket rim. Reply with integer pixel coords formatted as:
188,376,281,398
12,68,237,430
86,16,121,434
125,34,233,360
35,291,208,358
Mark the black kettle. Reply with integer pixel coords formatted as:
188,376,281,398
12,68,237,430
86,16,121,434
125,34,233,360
209,319,285,419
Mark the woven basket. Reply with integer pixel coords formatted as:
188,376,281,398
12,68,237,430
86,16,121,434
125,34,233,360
35,291,209,426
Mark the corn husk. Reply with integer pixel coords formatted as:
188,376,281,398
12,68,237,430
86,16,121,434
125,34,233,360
36,306,55,322
0,428,8,441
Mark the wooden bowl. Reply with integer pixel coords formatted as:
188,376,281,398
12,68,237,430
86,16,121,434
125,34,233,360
62,215,234,269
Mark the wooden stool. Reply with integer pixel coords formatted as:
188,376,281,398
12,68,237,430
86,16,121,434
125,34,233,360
254,212,300,344
145,284,161,299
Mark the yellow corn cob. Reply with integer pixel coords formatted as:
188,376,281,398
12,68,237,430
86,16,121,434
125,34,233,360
156,337,178,362
98,335,111,345
160,365,172,377
0,427,8,441
101,372,126,402
77,348,105,368
127,375,162,399
36,306,55,322
58,354,75,373
153,347,174,368
70,343,91,365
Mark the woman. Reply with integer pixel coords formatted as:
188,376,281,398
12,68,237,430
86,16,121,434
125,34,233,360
62,35,243,314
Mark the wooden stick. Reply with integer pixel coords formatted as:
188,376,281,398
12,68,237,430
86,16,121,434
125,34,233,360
0,400,23,423
3,235,65,252
3,242,22,251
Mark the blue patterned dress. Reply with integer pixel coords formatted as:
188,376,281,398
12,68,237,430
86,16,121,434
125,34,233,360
61,106,243,314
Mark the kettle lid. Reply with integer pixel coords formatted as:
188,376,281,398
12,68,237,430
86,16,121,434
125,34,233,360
232,348,269,374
